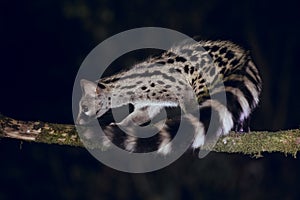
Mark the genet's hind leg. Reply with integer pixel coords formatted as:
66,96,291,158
234,116,251,133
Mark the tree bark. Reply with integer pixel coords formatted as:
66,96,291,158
1,114,299,158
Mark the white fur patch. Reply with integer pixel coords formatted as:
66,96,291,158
192,125,205,148
147,106,163,118
157,142,172,155
201,99,234,136
102,135,112,148
134,101,178,108
157,130,172,155
124,135,136,152
84,110,93,116
185,114,206,148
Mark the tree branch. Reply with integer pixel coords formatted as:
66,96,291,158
1,114,299,157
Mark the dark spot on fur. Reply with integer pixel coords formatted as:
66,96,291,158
220,67,227,75
218,61,228,67
175,68,182,73
136,81,143,84
225,50,234,60
178,80,185,85
191,78,196,84
141,86,147,90
197,91,206,97
161,72,176,82
181,49,193,55
165,85,172,88
215,57,222,63
184,65,189,74
219,47,227,54
202,45,210,51
230,59,239,66
190,67,195,74
190,55,198,61
150,83,155,87
175,56,187,62
195,46,205,52
169,68,176,73
127,91,134,95
210,67,216,76
200,60,206,67
157,80,165,84
211,45,220,52
152,93,156,96
97,83,106,89
145,89,150,93
167,59,174,64
156,61,166,65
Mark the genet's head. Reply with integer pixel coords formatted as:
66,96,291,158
76,79,110,125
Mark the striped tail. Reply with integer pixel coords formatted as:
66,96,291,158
101,102,233,155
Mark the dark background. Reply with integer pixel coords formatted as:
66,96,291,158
1,0,300,199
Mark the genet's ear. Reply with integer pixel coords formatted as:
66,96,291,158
80,79,97,96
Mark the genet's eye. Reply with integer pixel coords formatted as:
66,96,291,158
82,105,89,112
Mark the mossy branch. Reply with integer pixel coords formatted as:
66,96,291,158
1,114,299,157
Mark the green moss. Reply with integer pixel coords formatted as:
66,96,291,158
1,114,300,157
209,130,300,158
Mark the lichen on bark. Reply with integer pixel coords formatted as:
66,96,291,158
1,114,300,157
